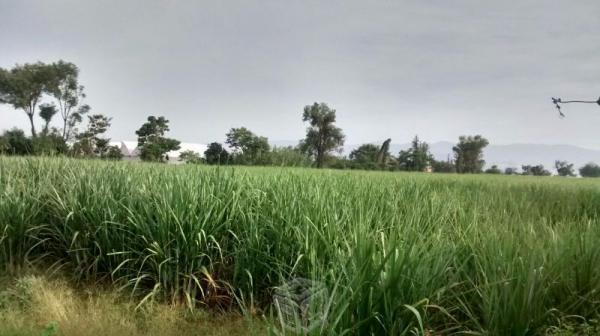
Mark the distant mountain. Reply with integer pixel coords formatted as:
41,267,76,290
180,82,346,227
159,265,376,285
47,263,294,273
272,140,600,173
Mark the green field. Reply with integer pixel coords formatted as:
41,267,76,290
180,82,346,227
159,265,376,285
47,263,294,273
1,157,600,335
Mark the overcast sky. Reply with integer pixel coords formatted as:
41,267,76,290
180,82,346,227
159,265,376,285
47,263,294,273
1,0,600,148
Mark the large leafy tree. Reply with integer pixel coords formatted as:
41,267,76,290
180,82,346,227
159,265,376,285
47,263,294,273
453,135,489,173
555,160,575,177
397,135,434,172
300,102,345,168
0,62,54,137
579,162,600,177
204,142,230,165
47,61,90,141
135,116,180,162
72,114,115,157
225,127,269,164
521,164,551,176
349,144,380,169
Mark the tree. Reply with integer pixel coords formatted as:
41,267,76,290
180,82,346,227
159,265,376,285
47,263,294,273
225,127,270,164
135,116,180,162
555,160,575,177
579,163,600,177
204,142,230,165
431,159,456,173
0,62,54,137
32,132,68,156
349,144,380,169
72,114,113,157
522,164,551,176
376,138,392,168
47,61,90,141
39,103,57,135
103,146,123,160
484,165,502,174
0,128,33,155
504,167,518,175
397,136,434,172
301,102,345,168
179,150,203,164
453,135,489,173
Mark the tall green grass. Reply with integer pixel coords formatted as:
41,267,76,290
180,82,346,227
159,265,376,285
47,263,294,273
1,156,599,334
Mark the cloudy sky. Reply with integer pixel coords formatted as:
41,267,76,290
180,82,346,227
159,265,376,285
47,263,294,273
1,0,600,148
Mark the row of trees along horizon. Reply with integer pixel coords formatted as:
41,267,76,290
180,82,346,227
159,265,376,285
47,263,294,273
2,60,600,177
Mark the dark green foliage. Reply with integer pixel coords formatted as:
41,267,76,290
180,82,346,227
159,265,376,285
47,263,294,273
32,132,69,156
431,158,456,173
376,138,392,168
301,102,345,168
135,116,180,162
504,167,518,175
453,135,489,173
204,142,230,165
579,163,600,177
522,164,552,176
484,165,502,174
38,103,57,135
0,128,33,155
349,144,380,169
397,135,434,172
225,127,270,164
0,62,55,137
0,128,68,157
555,160,575,177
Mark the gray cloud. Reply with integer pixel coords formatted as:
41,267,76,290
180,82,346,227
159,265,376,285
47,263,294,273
1,0,600,148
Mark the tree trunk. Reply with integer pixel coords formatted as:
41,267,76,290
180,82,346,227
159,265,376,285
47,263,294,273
27,113,37,138
316,150,323,168
62,118,68,140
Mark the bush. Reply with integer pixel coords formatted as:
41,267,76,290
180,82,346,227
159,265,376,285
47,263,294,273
579,163,600,178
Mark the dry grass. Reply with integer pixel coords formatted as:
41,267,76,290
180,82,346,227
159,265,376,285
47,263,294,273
0,274,264,336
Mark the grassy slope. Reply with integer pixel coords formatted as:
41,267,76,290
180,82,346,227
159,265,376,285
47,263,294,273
1,157,600,335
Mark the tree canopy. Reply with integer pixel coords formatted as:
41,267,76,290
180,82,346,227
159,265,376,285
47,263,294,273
453,135,489,173
579,162,600,177
0,62,55,137
349,144,380,169
204,142,230,165
225,127,270,164
521,164,551,176
555,160,575,177
301,102,345,168
135,116,180,162
398,135,433,172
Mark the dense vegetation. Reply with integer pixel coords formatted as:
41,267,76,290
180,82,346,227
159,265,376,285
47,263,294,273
3,60,600,175
1,156,599,334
